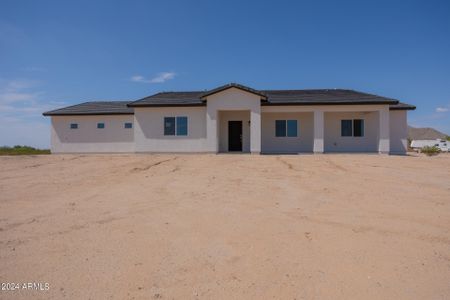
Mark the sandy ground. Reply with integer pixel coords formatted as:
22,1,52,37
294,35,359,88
0,153,449,300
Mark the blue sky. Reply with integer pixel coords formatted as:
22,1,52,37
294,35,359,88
1,0,449,148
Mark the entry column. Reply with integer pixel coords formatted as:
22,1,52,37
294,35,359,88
313,110,324,153
378,107,390,154
250,107,261,154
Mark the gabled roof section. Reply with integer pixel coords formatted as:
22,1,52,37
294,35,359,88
42,101,133,116
127,91,205,107
200,83,268,100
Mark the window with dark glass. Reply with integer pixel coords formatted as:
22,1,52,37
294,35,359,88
276,120,298,137
353,119,364,137
97,123,105,129
70,123,78,129
287,120,298,137
341,120,352,136
124,122,133,129
164,116,188,136
164,117,176,135
176,116,188,136
275,120,286,137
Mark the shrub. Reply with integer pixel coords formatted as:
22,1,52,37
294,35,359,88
0,145,50,155
421,145,440,156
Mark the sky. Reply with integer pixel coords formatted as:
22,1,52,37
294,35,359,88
1,0,449,148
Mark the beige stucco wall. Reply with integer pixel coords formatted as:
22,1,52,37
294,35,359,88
50,115,134,153
261,112,314,153
389,110,408,154
134,106,208,152
218,111,250,152
324,111,379,152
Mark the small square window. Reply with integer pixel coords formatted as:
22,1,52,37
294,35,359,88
97,123,105,129
124,122,132,129
70,123,78,129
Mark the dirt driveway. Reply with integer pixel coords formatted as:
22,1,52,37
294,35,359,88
1,154,449,299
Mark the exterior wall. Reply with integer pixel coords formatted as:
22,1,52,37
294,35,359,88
389,110,408,154
134,106,208,152
261,112,314,153
218,111,250,153
50,115,134,153
324,111,379,152
206,88,261,153
49,99,410,154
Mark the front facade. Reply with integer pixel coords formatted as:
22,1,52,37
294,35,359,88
43,83,416,154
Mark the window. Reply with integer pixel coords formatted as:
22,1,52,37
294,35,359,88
353,119,364,137
341,119,364,137
97,123,105,129
176,116,188,136
124,122,133,129
275,120,298,137
341,120,352,136
70,123,78,129
164,116,188,136
275,120,286,137
164,117,176,135
287,120,298,137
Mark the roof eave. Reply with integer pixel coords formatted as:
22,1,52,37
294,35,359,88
389,106,416,111
262,100,398,106
43,112,134,116
128,103,206,108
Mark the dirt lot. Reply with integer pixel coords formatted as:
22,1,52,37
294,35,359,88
0,153,449,299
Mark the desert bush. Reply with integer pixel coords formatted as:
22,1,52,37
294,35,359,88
421,145,440,156
0,145,50,155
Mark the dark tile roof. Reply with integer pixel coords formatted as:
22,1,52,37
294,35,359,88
128,85,401,107
389,102,416,110
43,83,416,115
43,101,133,116
261,89,398,105
127,92,205,107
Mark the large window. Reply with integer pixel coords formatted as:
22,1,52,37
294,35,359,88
341,119,364,137
275,120,298,137
164,116,188,136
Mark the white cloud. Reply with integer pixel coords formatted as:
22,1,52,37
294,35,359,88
130,72,176,84
436,107,449,113
0,79,63,148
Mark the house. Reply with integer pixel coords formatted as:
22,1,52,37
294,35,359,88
43,83,416,154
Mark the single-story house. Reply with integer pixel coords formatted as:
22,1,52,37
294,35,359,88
43,83,416,154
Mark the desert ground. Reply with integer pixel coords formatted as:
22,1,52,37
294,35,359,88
0,153,449,299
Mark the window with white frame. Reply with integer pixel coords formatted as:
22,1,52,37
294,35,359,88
341,119,364,137
275,120,298,137
164,116,188,136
